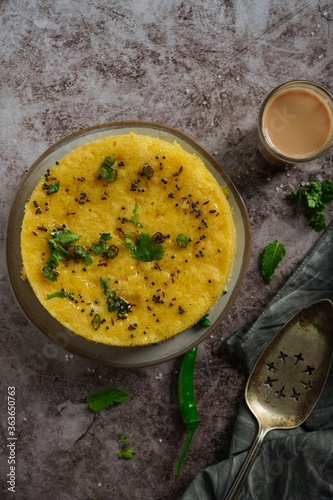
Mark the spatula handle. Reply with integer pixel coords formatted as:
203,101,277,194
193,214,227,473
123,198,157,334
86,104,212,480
224,425,269,500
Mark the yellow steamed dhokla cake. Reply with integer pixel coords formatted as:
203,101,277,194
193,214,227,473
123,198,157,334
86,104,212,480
21,133,236,347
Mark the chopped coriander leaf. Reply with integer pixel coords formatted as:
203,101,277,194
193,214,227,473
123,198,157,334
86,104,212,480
176,234,190,248
199,315,211,327
100,232,111,241
100,278,132,318
47,290,74,300
73,245,93,265
106,290,132,318
99,156,117,182
91,234,118,259
104,244,119,259
118,434,135,460
47,181,60,195
87,387,130,412
49,229,81,246
100,277,110,293
125,232,164,262
123,202,143,227
43,229,81,281
43,259,58,282
261,241,286,283
91,242,105,255
291,180,333,231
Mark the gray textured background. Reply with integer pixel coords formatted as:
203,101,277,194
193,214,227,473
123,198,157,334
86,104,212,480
1,1,332,499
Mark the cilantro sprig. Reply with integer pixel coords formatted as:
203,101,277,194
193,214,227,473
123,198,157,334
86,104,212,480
118,434,135,460
291,180,333,231
261,241,286,283
125,232,164,262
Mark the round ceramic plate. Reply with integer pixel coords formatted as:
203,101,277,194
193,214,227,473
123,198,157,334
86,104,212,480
6,121,251,368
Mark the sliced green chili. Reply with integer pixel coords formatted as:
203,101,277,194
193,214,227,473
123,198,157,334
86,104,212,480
91,313,101,330
176,346,199,477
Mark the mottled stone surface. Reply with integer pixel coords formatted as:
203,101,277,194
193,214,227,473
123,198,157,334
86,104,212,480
0,1,332,499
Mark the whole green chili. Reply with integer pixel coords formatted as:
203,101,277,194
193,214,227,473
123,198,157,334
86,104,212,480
176,346,199,477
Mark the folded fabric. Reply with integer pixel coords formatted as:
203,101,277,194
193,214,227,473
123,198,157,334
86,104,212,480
180,222,333,499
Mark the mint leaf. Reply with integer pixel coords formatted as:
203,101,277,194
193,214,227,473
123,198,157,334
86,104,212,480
261,241,286,283
87,387,130,412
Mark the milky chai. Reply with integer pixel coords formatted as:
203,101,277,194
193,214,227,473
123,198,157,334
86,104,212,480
258,81,333,165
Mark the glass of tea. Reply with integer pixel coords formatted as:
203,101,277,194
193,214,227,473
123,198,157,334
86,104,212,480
258,80,333,166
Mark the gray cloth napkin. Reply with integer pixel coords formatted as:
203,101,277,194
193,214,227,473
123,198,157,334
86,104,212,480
180,222,333,500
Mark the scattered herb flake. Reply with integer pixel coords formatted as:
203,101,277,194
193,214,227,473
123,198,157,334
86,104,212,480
100,277,132,318
176,234,190,248
47,181,60,195
46,290,74,300
123,202,143,227
87,387,130,412
198,315,211,327
73,245,93,265
118,434,135,460
91,234,118,259
261,241,286,283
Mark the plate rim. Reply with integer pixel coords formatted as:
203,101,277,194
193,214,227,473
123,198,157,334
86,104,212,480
5,120,251,367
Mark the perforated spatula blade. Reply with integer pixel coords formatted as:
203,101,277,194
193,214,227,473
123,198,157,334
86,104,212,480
225,299,333,500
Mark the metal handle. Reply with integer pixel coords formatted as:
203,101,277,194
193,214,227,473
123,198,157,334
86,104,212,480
224,425,269,500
